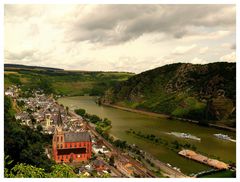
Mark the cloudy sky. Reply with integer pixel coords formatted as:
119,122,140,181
4,4,236,73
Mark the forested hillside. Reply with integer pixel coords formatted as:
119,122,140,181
101,62,236,127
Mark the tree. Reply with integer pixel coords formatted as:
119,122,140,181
5,163,83,178
171,140,180,149
89,114,101,123
6,163,47,178
31,117,36,125
4,96,54,172
37,125,43,132
49,164,78,178
109,156,115,166
74,108,86,117
38,78,54,94
103,118,111,126
66,106,69,115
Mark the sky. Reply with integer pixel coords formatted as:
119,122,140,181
4,4,236,73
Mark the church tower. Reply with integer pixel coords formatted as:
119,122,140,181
52,109,65,162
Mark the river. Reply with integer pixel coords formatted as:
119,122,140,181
58,96,236,175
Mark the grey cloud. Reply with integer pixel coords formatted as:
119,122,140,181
5,50,36,60
231,43,236,50
5,4,45,20
5,49,50,66
68,5,235,45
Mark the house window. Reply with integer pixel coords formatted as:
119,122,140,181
60,144,63,148
65,143,67,148
74,143,76,148
61,136,63,142
70,144,72,148
57,136,59,142
57,144,59,148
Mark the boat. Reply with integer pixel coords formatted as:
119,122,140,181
169,132,201,141
214,133,236,142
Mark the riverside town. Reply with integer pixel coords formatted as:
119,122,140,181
4,4,236,179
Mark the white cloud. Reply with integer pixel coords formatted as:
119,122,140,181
221,43,236,50
199,46,209,54
172,44,197,55
4,4,236,73
220,52,236,62
191,57,208,64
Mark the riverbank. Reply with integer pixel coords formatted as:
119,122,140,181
102,103,235,132
58,96,236,174
102,103,169,118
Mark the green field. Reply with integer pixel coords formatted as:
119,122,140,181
4,68,134,96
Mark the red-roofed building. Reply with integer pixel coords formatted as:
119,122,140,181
52,110,92,163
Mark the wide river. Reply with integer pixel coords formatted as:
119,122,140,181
58,96,236,175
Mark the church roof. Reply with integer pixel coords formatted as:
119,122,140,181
64,132,91,142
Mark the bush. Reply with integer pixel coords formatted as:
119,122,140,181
74,108,86,117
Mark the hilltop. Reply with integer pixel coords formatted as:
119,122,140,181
4,63,63,71
101,62,236,127
4,64,134,96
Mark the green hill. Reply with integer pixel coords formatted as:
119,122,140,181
4,63,63,71
101,62,236,127
4,64,134,96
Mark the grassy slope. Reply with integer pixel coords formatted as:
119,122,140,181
4,67,134,96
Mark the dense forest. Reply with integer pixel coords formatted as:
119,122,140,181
4,96,54,171
101,62,236,127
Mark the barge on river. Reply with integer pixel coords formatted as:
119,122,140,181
178,150,229,170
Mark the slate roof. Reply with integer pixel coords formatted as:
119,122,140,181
57,148,86,155
64,132,91,142
93,159,105,167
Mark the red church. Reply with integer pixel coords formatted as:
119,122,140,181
52,110,92,163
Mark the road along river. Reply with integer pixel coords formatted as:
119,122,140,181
58,96,236,175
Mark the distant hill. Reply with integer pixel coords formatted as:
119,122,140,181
4,64,134,96
4,64,64,71
101,62,236,127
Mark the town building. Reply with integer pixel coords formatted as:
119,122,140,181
52,110,92,163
